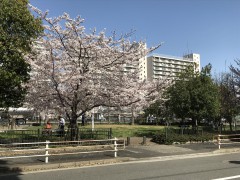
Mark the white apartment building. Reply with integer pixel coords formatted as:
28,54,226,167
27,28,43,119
145,53,200,81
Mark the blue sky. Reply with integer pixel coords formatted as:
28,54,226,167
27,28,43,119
30,0,240,75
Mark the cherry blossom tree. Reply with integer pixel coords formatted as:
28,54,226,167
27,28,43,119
26,5,166,138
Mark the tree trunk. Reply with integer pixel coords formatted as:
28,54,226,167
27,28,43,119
81,114,85,126
108,106,110,124
131,107,135,125
229,121,233,132
191,118,197,133
228,116,233,132
68,115,78,141
10,117,15,130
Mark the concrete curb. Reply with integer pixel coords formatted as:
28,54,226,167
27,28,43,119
213,148,240,154
0,157,130,174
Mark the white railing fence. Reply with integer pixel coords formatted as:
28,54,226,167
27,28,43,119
213,134,240,149
0,137,125,163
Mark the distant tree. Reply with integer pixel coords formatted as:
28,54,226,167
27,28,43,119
216,72,239,132
0,0,42,129
166,64,220,128
144,90,172,124
228,60,240,130
144,100,163,119
26,6,165,138
165,67,193,123
230,58,240,90
191,65,220,126
130,77,170,125
0,0,43,108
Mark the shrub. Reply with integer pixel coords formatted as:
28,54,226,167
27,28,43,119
152,131,214,145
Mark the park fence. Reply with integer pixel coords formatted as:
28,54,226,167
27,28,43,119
0,128,112,144
165,126,203,135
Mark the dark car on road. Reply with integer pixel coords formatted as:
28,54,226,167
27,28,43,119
15,118,26,125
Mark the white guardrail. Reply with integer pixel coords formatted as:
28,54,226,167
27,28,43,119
0,137,125,163
214,134,240,149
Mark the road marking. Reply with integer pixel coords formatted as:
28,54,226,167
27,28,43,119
212,175,240,180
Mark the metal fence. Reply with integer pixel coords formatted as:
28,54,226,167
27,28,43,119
165,126,204,135
78,128,112,140
0,138,125,163
0,128,112,144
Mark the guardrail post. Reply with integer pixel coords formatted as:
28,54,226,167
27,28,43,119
143,136,146,145
127,137,130,146
45,140,49,163
217,135,221,149
21,130,24,143
109,128,112,139
37,129,40,144
114,137,117,157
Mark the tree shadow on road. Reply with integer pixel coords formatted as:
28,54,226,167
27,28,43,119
0,160,21,180
229,161,240,164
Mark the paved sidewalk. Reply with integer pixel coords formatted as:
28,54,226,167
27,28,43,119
1,139,240,175
123,141,240,159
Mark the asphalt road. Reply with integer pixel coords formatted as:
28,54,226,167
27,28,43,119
0,142,218,167
1,152,240,180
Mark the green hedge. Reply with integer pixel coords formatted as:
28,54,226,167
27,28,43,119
152,131,214,145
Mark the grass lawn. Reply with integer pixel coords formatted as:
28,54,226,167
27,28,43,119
80,124,165,138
